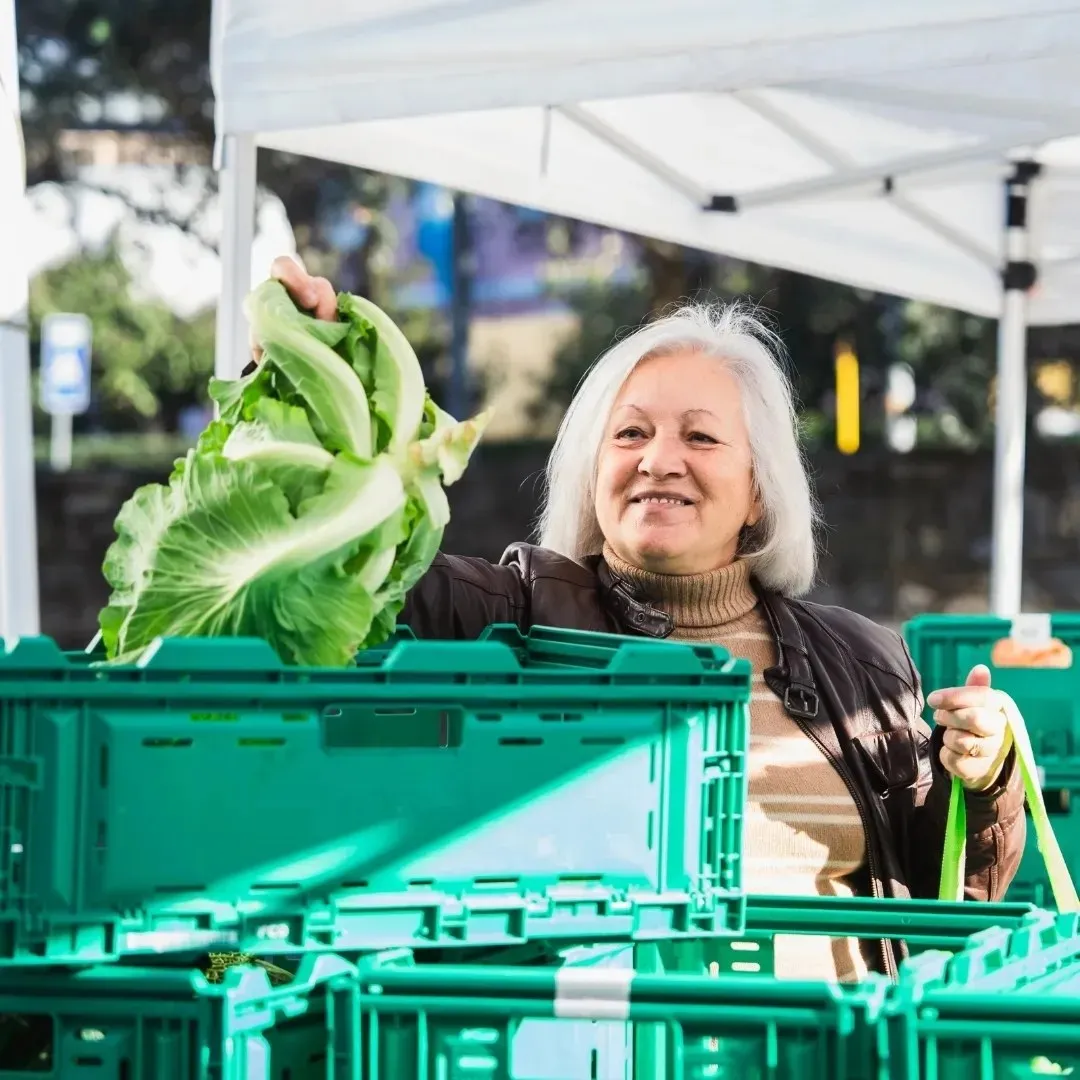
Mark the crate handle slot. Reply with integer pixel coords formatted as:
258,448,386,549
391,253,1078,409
472,877,521,890
322,705,463,749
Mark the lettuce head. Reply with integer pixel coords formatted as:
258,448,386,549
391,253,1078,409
98,280,491,665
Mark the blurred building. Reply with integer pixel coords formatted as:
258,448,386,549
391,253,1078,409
384,186,644,438
27,125,295,319
55,125,209,169
385,189,640,317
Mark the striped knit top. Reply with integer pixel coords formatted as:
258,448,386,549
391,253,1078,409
604,546,870,983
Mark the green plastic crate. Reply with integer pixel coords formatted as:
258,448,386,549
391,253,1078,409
494,894,1037,1079
0,624,750,964
903,613,1080,762
0,947,890,1080
0,952,357,1079
355,956,891,1080
337,898,1046,1080
0,896,1045,1080
75,625,419,667
434,895,1040,975
890,909,1080,1080
904,613,1080,906
395,893,1040,1077
684,894,1041,975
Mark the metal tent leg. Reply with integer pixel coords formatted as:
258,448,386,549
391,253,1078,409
448,192,473,421
989,161,1040,618
214,133,257,381
0,324,39,640
0,0,41,639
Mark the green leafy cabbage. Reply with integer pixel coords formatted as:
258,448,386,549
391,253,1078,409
98,280,490,665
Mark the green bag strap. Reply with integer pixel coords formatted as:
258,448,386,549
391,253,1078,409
939,691,1080,911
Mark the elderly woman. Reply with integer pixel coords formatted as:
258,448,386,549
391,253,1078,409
260,258,1025,982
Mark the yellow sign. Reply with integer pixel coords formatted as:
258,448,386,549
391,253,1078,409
835,342,860,455
1036,360,1073,405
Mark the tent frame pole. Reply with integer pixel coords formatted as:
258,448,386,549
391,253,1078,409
989,160,1040,618
735,90,1000,270
0,318,39,641
214,133,257,381
0,0,41,639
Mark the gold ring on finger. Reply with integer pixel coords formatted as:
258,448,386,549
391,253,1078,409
967,741,983,758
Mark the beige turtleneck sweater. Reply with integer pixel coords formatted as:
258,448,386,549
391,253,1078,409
604,545,869,984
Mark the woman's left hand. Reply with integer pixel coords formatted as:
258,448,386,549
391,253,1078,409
926,664,1013,792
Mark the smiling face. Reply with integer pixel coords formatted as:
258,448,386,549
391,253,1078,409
594,349,760,575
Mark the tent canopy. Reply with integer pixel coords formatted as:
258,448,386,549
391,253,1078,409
212,0,1080,322
210,0,1080,617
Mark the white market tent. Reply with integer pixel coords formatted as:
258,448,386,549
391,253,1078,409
210,2,1080,620
211,2,1080,320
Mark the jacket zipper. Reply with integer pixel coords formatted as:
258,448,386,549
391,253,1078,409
783,706,897,980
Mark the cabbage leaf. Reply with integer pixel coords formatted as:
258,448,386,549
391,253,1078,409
99,280,490,665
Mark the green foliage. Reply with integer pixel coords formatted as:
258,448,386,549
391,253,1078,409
530,244,1029,451
29,242,215,427
530,256,860,439
17,0,214,184
528,280,652,428
17,0,402,302
31,432,194,468
896,303,996,444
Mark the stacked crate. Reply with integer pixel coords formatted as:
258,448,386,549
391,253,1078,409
0,899,1045,1079
904,613,1080,906
887,908,1080,1078
0,623,757,1076
0,621,1069,1078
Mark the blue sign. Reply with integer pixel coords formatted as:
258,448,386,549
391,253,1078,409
414,183,454,304
40,313,92,416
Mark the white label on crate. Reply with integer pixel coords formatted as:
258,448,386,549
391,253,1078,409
121,929,239,953
553,968,633,1020
1010,613,1052,646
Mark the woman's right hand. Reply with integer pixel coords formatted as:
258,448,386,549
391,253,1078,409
250,256,339,366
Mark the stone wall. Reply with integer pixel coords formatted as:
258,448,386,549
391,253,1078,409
31,442,1080,648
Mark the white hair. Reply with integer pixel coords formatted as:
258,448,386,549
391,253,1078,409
536,301,820,597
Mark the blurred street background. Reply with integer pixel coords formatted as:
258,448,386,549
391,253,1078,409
13,0,1080,646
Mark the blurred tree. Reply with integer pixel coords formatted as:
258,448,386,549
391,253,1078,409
29,242,216,430
897,307,1080,447
531,249,890,444
527,280,652,429
15,0,402,291
894,303,997,446
640,241,713,312
15,0,462,434
16,0,214,181
529,236,1080,453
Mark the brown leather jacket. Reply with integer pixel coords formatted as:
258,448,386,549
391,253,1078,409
402,543,1027,975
